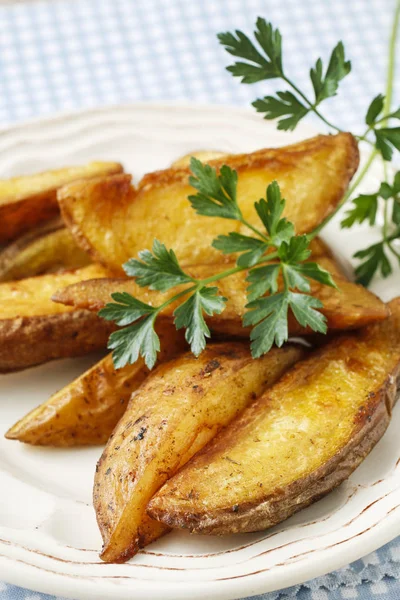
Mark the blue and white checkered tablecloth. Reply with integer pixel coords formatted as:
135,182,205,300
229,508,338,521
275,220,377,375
0,0,399,599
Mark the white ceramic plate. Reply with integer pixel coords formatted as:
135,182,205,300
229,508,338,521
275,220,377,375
0,104,399,600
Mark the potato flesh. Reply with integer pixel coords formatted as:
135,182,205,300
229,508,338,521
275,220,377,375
6,322,187,446
58,134,359,272
171,150,227,168
0,161,123,242
148,299,400,535
94,342,304,562
0,227,90,281
0,161,123,204
0,264,109,319
53,256,388,335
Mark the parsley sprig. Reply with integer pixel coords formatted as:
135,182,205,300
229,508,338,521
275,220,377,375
100,159,335,368
220,2,400,286
101,3,400,369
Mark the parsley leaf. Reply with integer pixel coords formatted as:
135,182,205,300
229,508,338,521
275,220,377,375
391,172,400,224
123,239,194,291
99,293,156,326
244,292,289,357
282,261,337,293
188,158,241,220
365,94,385,125
341,194,379,228
212,232,265,253
253,92,309,131
291,262,337,288
375,127,400,161
254,181,294,244
246,263,281,301
354,242,392,286
212,233,268,267
100,294,160,368
218,19,283,83
174,287,227,356
310,42,351,104
389,106,400,119
278,234,311,263
392,199,400,225
107,314,160,370
288,292,327,333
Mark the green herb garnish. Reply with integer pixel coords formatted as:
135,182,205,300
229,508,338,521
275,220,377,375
101,1,400,369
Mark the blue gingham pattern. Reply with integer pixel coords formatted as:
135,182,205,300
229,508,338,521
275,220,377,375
0,0,399,599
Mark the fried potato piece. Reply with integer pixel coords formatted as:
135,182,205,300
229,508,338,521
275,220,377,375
94,342,305,562
58,134,359,272
148,299,400,536
53,256,388,337
0,264,112,372
0,161,123,243
6,321,187,446
171,150,227,168
0,221,90,281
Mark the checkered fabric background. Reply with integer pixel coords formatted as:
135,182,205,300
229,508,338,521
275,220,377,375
0,0,399,599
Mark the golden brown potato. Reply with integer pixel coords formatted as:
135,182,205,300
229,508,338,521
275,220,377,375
0,161,123,243
94,342,305,562
6,321,187,446
0,221,90,281
171,150,227,168
58,134,359,273
0,264,112,372
148,298,400,536
53,256,388,337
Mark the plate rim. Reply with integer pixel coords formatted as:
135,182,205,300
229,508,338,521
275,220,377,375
0,101,398,600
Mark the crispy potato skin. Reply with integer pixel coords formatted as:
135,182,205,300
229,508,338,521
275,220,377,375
0,223,90,281
94,342,304,563
58,134,359,272
171,150,227,168
53,256,388,337
148,299,400,536
0,162,123,243
0,264,111,372
6,322,187,446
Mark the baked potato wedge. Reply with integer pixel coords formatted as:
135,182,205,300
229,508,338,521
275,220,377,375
0,161,123,243
0,264,112,372
58,134,359,272
6,321,187,446
0,221,90,281
53,256,388,337
148,298,400,536
94,342,305,562
171,150,227,168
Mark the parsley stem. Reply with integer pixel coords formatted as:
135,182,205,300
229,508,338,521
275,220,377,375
198,252,280,287
308,148,378,239
282,75,342,133
154,252,282,316
355,0,399,150
382,161,400,261
376,0,400,261
240,218,270,242
356,130,375,146
156,285,198,312
383,0,400,125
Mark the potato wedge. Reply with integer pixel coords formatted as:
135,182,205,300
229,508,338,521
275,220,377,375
0,161,123,243
0,221,90,281
0,264,112,372
53,256,388,337
148,298,400,536
6,321,187,446
58,134,359,272
171,150,227,168
94,342,305,562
